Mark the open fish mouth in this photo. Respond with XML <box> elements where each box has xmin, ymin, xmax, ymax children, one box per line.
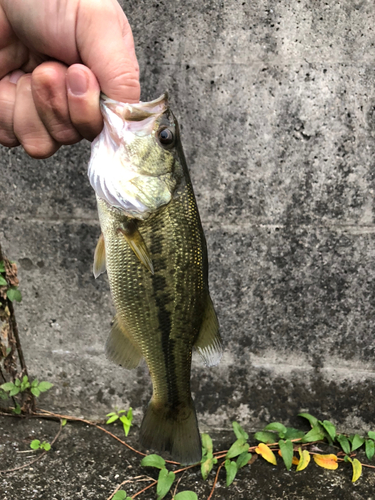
<box><xmin>88</xmin><ymin>93</ymin><xmax>176</xmax><ymax>220</ymax></box>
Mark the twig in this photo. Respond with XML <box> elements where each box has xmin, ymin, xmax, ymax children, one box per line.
<box><xmin>7</xmin><ymin>300</ymin><xmax>28</xmax><ymax>379</ymax></box>
<box><xmin>0</xmin><ymin>419</ymin><xmax>63</xmax><ymax>474</ymax></box>
<box><xmin>106</xmin><ymin>475</ymin><xmax>154</xmax><ymax>500</ymax></box>
<box><xmin>172</xmin><ymin>470</ymin><xmax>186</xmax><ymax>497</ymax></box>
<box><xmin>131</xmin><ymin>479</ymin><xmax>157</xmax><ymax>498</ymax></box>
<box><xmin>36</xmin><ymin>409</ymin><xmax>180</xmax><ymax>464</ymax></box>
<box><xmin>174</xmin><ymin>463</ymin><xmax>200</xmax><ymax>474</ymax></box>
<box><xmin>37</xmin><ymin>409</ymin><xmax>147</xmax><ymax>457</ymax></box>
<box><xmin>207</xmin><ymin>460</ymin><xmax>225</xmax><ymax>500</ymax></box>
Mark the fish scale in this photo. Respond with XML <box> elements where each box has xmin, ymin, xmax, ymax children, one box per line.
<box><xmin>90</xmin><ymin>93</ymin><xmax>222</xmax><ymax>464</ymax></box>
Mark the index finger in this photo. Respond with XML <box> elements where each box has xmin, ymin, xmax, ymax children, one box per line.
<box><xmin>0</xmin><ymin>6</ymin><xmax>28</xmax><ymax>78</ymax></box>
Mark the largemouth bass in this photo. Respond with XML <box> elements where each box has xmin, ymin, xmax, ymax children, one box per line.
<box><xmin>88</xmin><ymin>93</ymin><xmax>222</xmax><ymax>464</ymax></box>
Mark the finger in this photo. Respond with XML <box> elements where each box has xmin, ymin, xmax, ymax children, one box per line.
<box><xmin>0</xmin><ymin>6</ymin><xmax>29</xmax><ymax>78</ymax></box>
<box><xmin>66</xmin><ymin>63</ymin><xmax>102</xmax><ymax>141</ymax></box>
<box><xmin>13</xmin><ymin>74</ymin><xmax>59</xmax><ymax>158</ymax></box>
<box><xmin>76</xmin><ymin>0</ymin><xmax>140</xmax><ymax>103</ymax></box>
<box><xmin>0</xmin><ymin>76</ymin><xmax>19</xmax><ymax>147</ymax></box>
<box><xmin>31</xmin><ymin>61</ymin><xmax>82</xmax><ymax>145</ymax></box>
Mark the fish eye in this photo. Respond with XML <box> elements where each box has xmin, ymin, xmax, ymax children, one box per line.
<box><xmin>158</xmin><ymin>127</ymin><xmax>174</xmax><ymax>147</ymax></box>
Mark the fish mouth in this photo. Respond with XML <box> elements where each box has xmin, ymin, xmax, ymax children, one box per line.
<box><xmin>100</xmin><ymin>92</ymin><xmax>169</xmax><ymax>121</ymax></box>
<box><xmin>88</xmin><ymin>92</ymin><xmax>175</xmax><ymax>220</ymax></box>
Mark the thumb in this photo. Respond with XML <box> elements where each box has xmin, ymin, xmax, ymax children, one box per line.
<box><xmin>76</xmin><ymin>0</ymin><xmax>140</xmax><ymax>104</ymax></box>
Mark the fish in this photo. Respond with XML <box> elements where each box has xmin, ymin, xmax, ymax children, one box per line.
<box><xmin>88</xmin><ymin>93</ymin><xmax>222</xmax><ymax>464</ymax></box>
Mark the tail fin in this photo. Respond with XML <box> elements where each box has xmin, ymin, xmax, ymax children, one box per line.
<box><xmin>139</xmin><ymin>398</ymin><xmax>202</xmax><ymax>465</ymax></box>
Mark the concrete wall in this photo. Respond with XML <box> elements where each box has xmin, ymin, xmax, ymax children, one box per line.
<box><xmin>1</xmin><ymin>0</ymin><xmax>375</xmax><ymax>432</ymax></box>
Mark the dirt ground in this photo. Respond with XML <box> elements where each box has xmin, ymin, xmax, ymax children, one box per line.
<box><xmin>1</xmin><ymin>414</ymin><xmax>375</xmax><ymax>500</ymax></box>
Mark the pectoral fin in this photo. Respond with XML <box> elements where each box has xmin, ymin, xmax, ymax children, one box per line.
<box><xmin>106</xmin><ymin>316</ymin><xmax>143</xmax><ymax>369</ymax></box>
<box><xmin>93</xmin><ymin>233</ymin><xmax>106</xmax><ymax>278</ymax></box>
<box><xmin>118</xmin><ymin>221</ymin><xmax>154</xmax><ymax>275</ymax></box>
<box><xmin>194</xmin><ymin>295</ymin><xmax>222</xmax><ymax>367</ymax></box>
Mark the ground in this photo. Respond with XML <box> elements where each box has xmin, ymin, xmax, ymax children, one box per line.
<box><xmin>1</xmin><ymin>413</ymin><xmax>375</xmax><ymax>500</ymax></box>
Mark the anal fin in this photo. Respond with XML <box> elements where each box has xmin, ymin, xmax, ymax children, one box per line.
<box><xmin>194</xmin><ymin>295</ymin><xmax>222</xmax><ymax>367</ymax></box>
<box><xmin>93</xmin><ymin>233</ymin><xmax>106</xmax><ymax>278</ymax></box>
<box><xmin>118</xmin><ymin>221</ymin><xmax>154</xmax><ymax>275</ymax></box>
<box><xmin>106</xmin><ymin>316</ymin><xmax>143</xmax><ymax>369</ymax></box>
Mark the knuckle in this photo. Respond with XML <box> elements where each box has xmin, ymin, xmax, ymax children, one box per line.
<box><xmin>0</xmin><ymin>133</ymin><xmax>20</xmax><ymax>148</ymax></box>
<box><xmin>21</xmin><ymin>139</ymin><xmax>59</xmax><ymax>159</ymax></box>
<box><xmin>52</xmin><ymin>127</ymin><xmax>81</xmax><ymax>145</ymax></box>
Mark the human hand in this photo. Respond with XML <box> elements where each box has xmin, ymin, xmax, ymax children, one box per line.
<box><xmin>0</xmin><ymin>0</ymin><xmax>140</xmax><ymax>158</ymax></box>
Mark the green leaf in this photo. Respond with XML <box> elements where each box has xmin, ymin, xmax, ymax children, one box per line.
<box><xmin>9</xmin><ymin>387</ymin><xmax>20</xmax><ymax>396</ymax></box>
<box><xmin>301</xmin><ymin>426</ymin><xmax>325</xmax><ymax>443</ymax></box>
<box><xmin>12</xmin><ymin>404</ymin><xmax>21</xmax><ymax>414</ymax></box>
<box><xmin>351</xmin><ymin>434</ymin><xmax>365</xmax><ymax>451</ymax></box>
<box><xmin>0</xmin><ymin>275</ymin><xmax>7</xmax><ymax>286</ymax></box>
<box><xmin>0</xmin><ymin>261</ymin><xmax>5</xmax><ymax>272</ymax></box>
<box><xmin>30</xmin><ymin>439</ymin><xmax>41</xmax><ymax>450</ymax></box>
<box><xmin>106</xmin><ymin>412</ymin><xmax>116</xmax><ymax>417</ymax></box>
<box><xmin>21</xmin><ymin>380</ymin><xmax>30</xmax><ymax>391</ymax></box>
<box><xmin>0</xmin><ymin>391</ymin><xmax>8</xmax><ymax>401</ymax></box>
<box><xmin>126</xmin><ymin>407</ymin><xmax>133</xmax><ymax>422</ymax></box>
<box><xmin>31</xmin><ymin>387</ymin><xmax>41</xmax><ymax>397</ymax></box>
<box><xmin>141</xmin><ymin>454</ymin><xmax>166</xmax><ymax>469</ymax></box>
<box><xmin>283</xmin><ymin>427</ymin><xmax>306</xmax><ymax>440</ymax></box>
<box><xmin>41</xmin><ymin>442</ymin><xmax>51</xmax><ymax>451</ymax></box>
<box><xmin>264</xmin><ymin>422</ymin><xmax>287</xmax><ymax>436</ymax></box>
<box><xmin>254</xmin><ymin>431</ymin><xmax>277</xmax><ymax>444</ymax></box>
<box><xmin>232</xmin><ymin>421</ymin><xmax>249</xmax><ymax>441</ymax></box>
<box><xmin>202</xmin><ymin>433</ymin><xmax>213</xmax><ymax>457</ymax></box>
<box><xmin>226</xmin><ymin>438</ymin><xmax>249</xmax><ymax>459</ymax></box>
<box><xmin>236</xmin><ymin>452</ymin><xmax>252</xmax><ymax>469</ymax></box>
<box><xmin>279</xmin><ymin>439</ymin><xmax>293</xmax><ymax>470</ymax></box>
<box><xmin>320</xmin><ymin>420</ymin><xmax>336</xmax><ymax>442</ymax></box>
<box><xmin>15</xmin><ymin>378</ymin><xmax>21</xmax><ymax>387</ymax></box>
<box><xmin>123</xmin><ymin>422</ymin><xmax>131</xmax><ymax>436</ymax></box>
<box><xmin>365</xmin><ymin>439</ymin><xmax>375</xmax><ymax>461</ymax></box>
<box><xmin>368</xmin><ymin>431</ymin><xmax>375</xmax><ymax>440</ymax></box>
<box><xmin>106</xmin><ymin>415</ymin><xmax>119</xmax><ymax>424</ymax></box>
<box><xmin>7</xmin><ymin>288</ymin><xmax>22</xmax><ymax>302</ymax></box>
<box><xmin>298</xmin><ymin>413</ymin><xmax>319</xmax><ymax>428</ymax></box>
<box><xmin>337</xmin><ymin>434</ymin><xmax>351</xmax><ymax>455</ymax></box>
<box><xmin>0</xmin><ymin>390</ymin><xmax>8</xmax><ymax>400</ymax></box>
<box><xmin>61</xmin><ymin>419</ymin><xmax>67</xmax><ymax>427</ymax></box>
<box><xmin>31</xmin><ymin>379</ymin><xmax>39</xmax><ymax>388</ymax></box>
<box><xmin>113</xmin><ymin>491</ymin><xmax>127</xmax><ymax>500</ymax></box>
<box><xmin>37</xmin><ymin>381</ymin><xmax>53</xmax><ymax>392</ymax></box>
<box><xmin>156</xmin><ymin>468</ymin><xmax>175</xmax><ymax>500</ymax></box>
<box><xmin>0</xmin><ymin>382</ymin><xmax>15</xmax><ymax>392</ymax></box>
<box><xmin>120</xmin><ymin>415</ymin><xmax>132</xmax><ymax>436</ymax></box>
<box><xmin>174</xmin><ymin>492</ymin><xmax>198</xmax><ymax>500</ymax></box>
<box><xmin>201</xmin><ymin>457</ymin><xmax>214</xmax><ymax>480</ymax></box>
<box><xmin>225</xmin><ymin>459</ymin><xmax>237</xmax><ymax>487</ymax></box>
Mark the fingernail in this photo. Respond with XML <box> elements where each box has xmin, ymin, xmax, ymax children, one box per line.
<box><xmin>9</xmin><ymin>70</ymin><xmax>25</xmax><ymax>84</ymax></box>
<box><xmin>67</xmin><ymin>70</ymin><xmax>88</xmax><ymax>96</ymax></box>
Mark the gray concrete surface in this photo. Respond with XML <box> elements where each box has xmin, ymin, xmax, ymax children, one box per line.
<box><xmin>1</xmin><ymin>0</ymin><xmax>375</xmax><ymax>456</ymax></box>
